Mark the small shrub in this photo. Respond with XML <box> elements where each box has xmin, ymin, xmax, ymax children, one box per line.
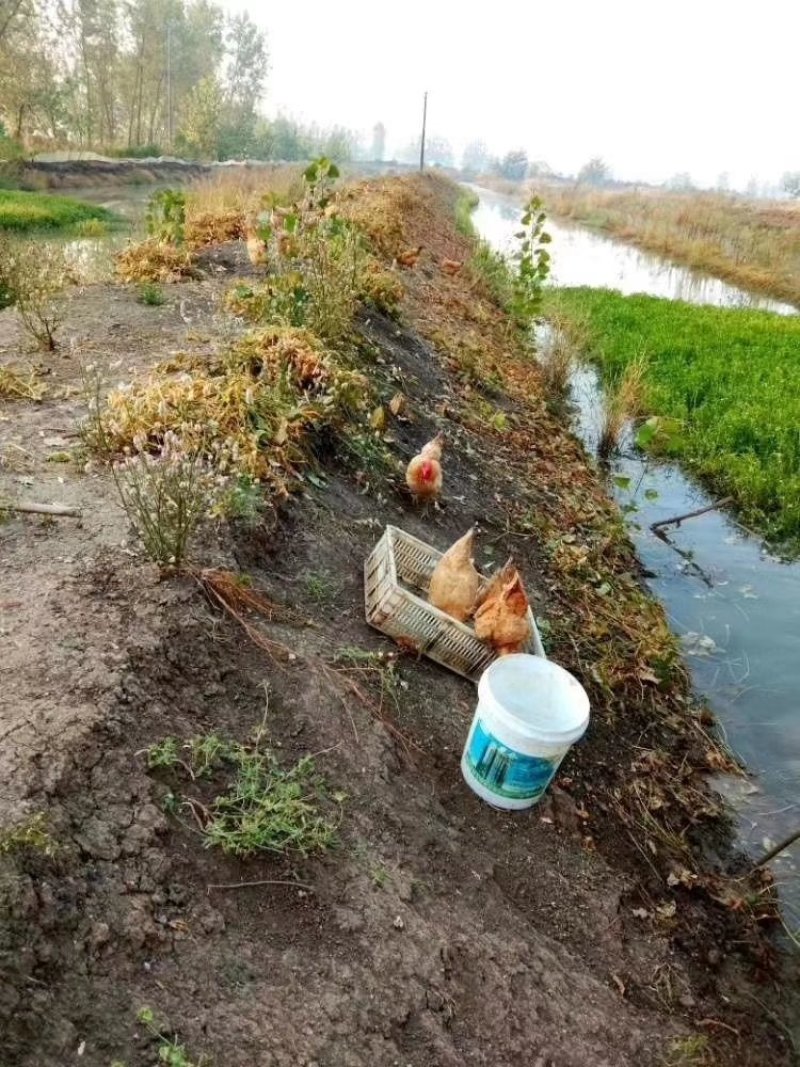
<box><xmin>138</xmin><ymin>281</ymin><xmax>166</xmax><ymax>306</ymax></box>
<box><xmin>145</xmin><ymin>188</ymin><xmax>186</xmax><ymax>244</ymax></box>
<box><xmin>112</xmin><ymin>431</ymin><xmax>226</xmax><ymax>570</ymax></box>
<box><xmin>0</xmin><ymin>238</ymin><xmax>70</xmax><ymax>350</ymax></box>
<box><xmin>538</xmin><ymin>325</ymin><xmax>574</xmax><ymax>398</ymax></box>
<box><xmin>232</xmin><ymin>158</ymin><xmax>370</xmax><ymax>344</ymax></box>
<box><xmin>116</xmin><ymin>238</ymin><xmax>196</xmax><ymax>283</ymax></box>
<box><xmin>598</xmin><ymin>353</ymin><xmax>648</xmax><ymax>458</ymax></box>
<box><xmin>510</xmin><ymin>196</ymin><xmax>552</xmax><ymax>325</ymax></box>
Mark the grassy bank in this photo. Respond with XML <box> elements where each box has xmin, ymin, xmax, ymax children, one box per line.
<box><xmin>0</xmin><ymin>189</ymin><xmax>114</xmax><ymax>232</ymax></box>
<box><xmin>537</xmin><ymin>186</ymin><xmax>800</xmax><ymax>308</ymax></box>
<box><xmin>552</xmin><ymin>286</ymin><xmax>800</xmax><ymax>548</ymax></box>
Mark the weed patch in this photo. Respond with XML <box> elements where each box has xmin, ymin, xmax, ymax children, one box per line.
<box><xmin>146</xmin><ymin>725</ymin><xmax>338</xmax><ymax>858</ymax></box>
<box><xmin>0</xmin><ymin>364</ymin><xmax>46</xmax><ymax>400</ymax></box>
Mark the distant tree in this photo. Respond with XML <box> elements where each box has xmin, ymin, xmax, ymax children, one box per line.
<box><xmin>401</xmin><ymin>133</ymin><xmax>453</xmax><ymax>168</ymax></box>
<box><xmin>666</xmin><ymin>172</ymin><xmax>695</xmax><ymax>192</ymax></box>
<box><xmin>177</xmin><ymin>75</ymin><xmax>224</xmax><ymax>159</ymax></box>
<box><xmin>716</xmin><ymin>171</ymin><xmax>730</xmax><ymax>192</ymax></box>
<box><xmin>370</xmin><ymin>121</ymin><xmax>386</xmax><ymax>161</ymax></box>
<box><xmin>577</xmin><ymin>157</ymin><xmax>611</xmax><ymax>186</ymax></box>
<box><xmin>424</xmin><ymin>134</ymin><xmax>453</xmax><ymax>167</ymax></box>
<box><xmin>461</xmin><ymin>139</ymin><xmax>489</xmax><ymax>175</ymax></box>
<box><xmin>527</xmin><ymin>159</ymin><xmax>553</xmax><ymax>178</ymax></box>
<box><xmin>499</xmin><ymin>148</ymin><xmax>528</xmax><ymax>181</ymax></box>
<box><xmin>321</xmin><ymin>125</ymin><xmax>356</xmax><ymax>163</ymax></box>
<box><xmin>782</xmin><ymin>171</ymin><xmax>800</xmax><ymax>199</ymax></box>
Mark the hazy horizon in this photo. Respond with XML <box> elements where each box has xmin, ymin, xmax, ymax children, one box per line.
<box><xmin>215</xmin><ymin>0</ymin><xmax>799</xmax><ymax>190</ymax></box>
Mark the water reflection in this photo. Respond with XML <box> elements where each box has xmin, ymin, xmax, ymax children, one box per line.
<box><xmin>472</xmin><ymin>187</ymin><xmax>796</xmax><ymax>316</ymax></box>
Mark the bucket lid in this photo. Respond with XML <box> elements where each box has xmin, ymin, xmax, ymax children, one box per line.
<box><xmin>478</xmin><ymin>654</ymin><xmax>590</xmax><ymax>746</ymax></box>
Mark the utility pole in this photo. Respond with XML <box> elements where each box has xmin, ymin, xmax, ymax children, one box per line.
<box><xmin>419</xmin><ymin>90</ymin><xmax>428</xmax><ymax>173</ymax></box>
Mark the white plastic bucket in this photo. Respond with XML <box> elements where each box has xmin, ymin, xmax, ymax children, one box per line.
<box><xmin>461</xmin><ymin>654</ymin><xmax>590</xmax><ymax>810</ymax></box>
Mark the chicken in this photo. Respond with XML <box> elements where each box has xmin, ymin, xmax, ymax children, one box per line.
<box><xmin>473</xmin><ymin>568</ymin><xmax>532</xmax><ymax>656</ymax></box>
<box><xmin>441</xmin><ymin>258</ymin><xmax>463</xmax><ymax>276</ymax></box>
<box><xmin>428</xmin><ymin>528</ymin><xmax>481</xmax><ymax>623</ymax></box>
<box><xmin>405</xmin><ymin>432</ymin><xmax>444</xmax><ymax>504</ymax></box>
<box><xmin>395</xmin><ymin>245</ymin><xmax>423</xmax><ymax>269</ymax></box>
<box><xmin>245</xmin><ymin>227</ymin><xmax>268</xmax><ymax>269</ymax></box>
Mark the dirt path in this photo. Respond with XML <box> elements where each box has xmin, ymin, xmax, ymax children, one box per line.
<box><xmin>0</xmin><ymin>184</ymin><xmax>796</xmax><ymax>1066</ymax></box>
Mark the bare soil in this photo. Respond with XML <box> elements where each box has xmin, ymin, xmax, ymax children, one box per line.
<box><xmin>0</xmin><ymin>198</ymin><xmax>797</xmax><ymax>1066</ymax></box>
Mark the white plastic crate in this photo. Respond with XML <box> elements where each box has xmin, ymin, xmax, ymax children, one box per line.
<box><xmin>364</xmin><ymin>525</ymin><xmax>545</xmax><ymax>683</ymax></box>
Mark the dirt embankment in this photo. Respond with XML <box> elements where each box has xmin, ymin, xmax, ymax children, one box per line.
<box><xmin>0</xmin><ymin>175</ymin><xmax>797</xmax><ymax>1066</ymax></box>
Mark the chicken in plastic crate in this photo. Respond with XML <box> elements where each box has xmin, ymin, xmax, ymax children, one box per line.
<box><xmin>364</xmin><ymin>525</ymin><xmax>545</xmax><ymax>683</ymax></box>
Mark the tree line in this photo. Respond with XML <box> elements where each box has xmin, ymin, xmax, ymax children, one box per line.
<box><xmin>0</xmin><ymin>0</ymin><xmax>359</xmax><ymax>162</ymax></box>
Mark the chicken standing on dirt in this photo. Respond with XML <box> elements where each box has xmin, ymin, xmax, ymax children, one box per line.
<box><xmin>245</xmin><ymin>226</ymin><xmax>267</xmax><ymax>269</ymax></box>
<box><xmin>474</xmin><ymin>568</ymin><xmax>532</xmax><ymax>656</ymax></box>
<box><xmin>395</xmin><ymin>245</ymin><xmax>423</xmax><ymax>269</ymax></box>
<box><xmin>428</xmin><ymin>528</ymin><xmax>481</xmax><ymax>623</ymax></box>
<box><xmin>405</xmin><ymin>432</ymin><xmax>444</xmax><ymax>506</ymax></box>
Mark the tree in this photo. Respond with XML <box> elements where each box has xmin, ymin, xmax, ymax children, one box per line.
<box><xmin>499</xmin><ymin>148</ymin><xmax>528</xmax><ymax>181</ymax></box>
<box><xmin>461</xmin><ymin>139</ymin><xmax>489</xmax><ymax>175</ymax></box>
<box><xmin>177</xmin><ymin>74</ymin><xmax>223</xmax><ymax>158</ymax></box>
<box><xmin>224</xmin><ymin>11</ymin><xmax>266</xmax><ymax>113</ymax></box>
<box><xmin>370</xmin><ymin>121</ymin><xmax>385</xmax><ymax>161</ymax></box>
<box><xmin>577</xmin><ymin>157</ymin><xmax>611</xmax><ymax>186</ymax></box>
<box><xmin>782</xmin><ymin>172</ymin><xmax>800</xmax><ymax>199</ymax></box>
<box><xmin>666</xmin><ymin>172</ymin><xmax>694</xmax><ymax>192</ymax></box>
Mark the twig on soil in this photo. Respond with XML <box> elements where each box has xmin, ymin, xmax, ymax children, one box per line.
<box><xmin>651</xmin><ymin>497</ymin><xmax>733</xmax><ymax>532</ymax></box>
<box><xmin>0</xmin><ymin>500</ymin><xmax>82</xmax><ymax>517</ymax></box>
<box><xmin>752</xmin><ymin>827</ymin><xmax>800</xmax><ymax>869</ymax></box>
<box><xmin>207</xmin><ymin>878</ymin><xmax>313</xmax><ymax>893</ymax></box>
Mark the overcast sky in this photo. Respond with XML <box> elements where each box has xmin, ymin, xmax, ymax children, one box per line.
<box><xmin>218</xmin><ymin>0</ymin><xmax>798</xmax><ymax>188</ymax></box>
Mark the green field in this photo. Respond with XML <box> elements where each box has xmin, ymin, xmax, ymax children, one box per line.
<box><xmin>551</xmin><ymin>287</ymin><xmax>800</xmax><ymax>549</ymax></box>
<box><xmin>0</xmin><ymin>190</ymin><xmax>114</xmax><ymax>232</ymax></box>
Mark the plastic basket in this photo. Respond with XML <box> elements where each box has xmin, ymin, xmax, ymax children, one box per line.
<box><xmin>364</xmin><ymin>525</ymin><xmax>545</xmax><ymax>683</ymax></box>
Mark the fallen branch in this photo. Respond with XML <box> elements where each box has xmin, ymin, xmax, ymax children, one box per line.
<box><xmin>207</xmin><ymin>878</ymin><xmax>313</xmax><ymax>893</ymax></box>
<box><xmin>752</xmin><ymin>827</ymin><xmax>800</xmax><ymax>870</ymax></box>
<box><xmin>0</xmin><ymin>500</ymin><xmax>82</xmax><ymax>518</ymax></box>
<box><xmin>651</xmin><ymin>497</ymin><xmax>732</xmax><ymax>533</ymax></box>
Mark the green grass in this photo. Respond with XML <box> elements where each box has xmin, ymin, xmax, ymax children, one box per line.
<box><xmin>551</xmin><ymin>287</ymin><xmax>800</xmax><ymax>549</ymax></box>
<box><xmin>0</xmin><ymin>190</ymin><xmax>114</xmax><ymax>232</ymax></box>
<box><xmin>454</xmin><ymin>188</ymin><xmax>479</xmax><ymax>237</ymax></box>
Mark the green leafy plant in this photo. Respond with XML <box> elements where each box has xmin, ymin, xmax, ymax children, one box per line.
<box><xmin>146</xmin><ymin>189</ymin><xmax>186</xmax><ymax>245</ymax></box>
<box><xmin>0</xmin><ymin>812</ymin><xmax>57</xmax><ymax>857</ymax></box>
<box><xmin>145</xmin><ymin>727</ymin><xmax>338</xmax><ymax>858</ymax></box>
<box><xmin>136</xmin><ymin>1007</ymin><xmax>207</xmax><ymax>1067</ymax></box>
<box><xmin>511</xmin><ymin>196</ymin><xmax>552</xmax><ymax>324</ymax></box>
<box><xmin>138</xmin><ymin>281</ymin><xmax>166</xmax><ymax>306</ymax></box>
<box><xmin>231</xmin><ymin>158</ymin><xmax>365</xmax><ymax>345</ymax></box>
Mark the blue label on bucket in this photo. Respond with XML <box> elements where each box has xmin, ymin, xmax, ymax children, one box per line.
<box><xmin>466</xmin><ymin>719</ymin><xmax>560</xmax><ymax>801</ymax></box>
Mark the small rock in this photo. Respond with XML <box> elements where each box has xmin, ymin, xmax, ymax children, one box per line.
<box><xmin>393</xmin><ymin>915</ymin><xmax>405</xmax><ymax>930</ymax></box>
<box><xmin>87</xmin><ymin>921</ymin><xmax>110</xmax><ymax>952</ymax></box>
<box><xmin>679</xmin><ymin>993</ymin><xmax>696</xmax><ymax>1009</ymax></box>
